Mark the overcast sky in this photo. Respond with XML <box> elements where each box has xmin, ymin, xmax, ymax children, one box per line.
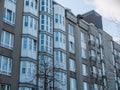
<box><xmin>55</xmin><ymin>0</ymin><xmax>120</xmax><ymax>41</ymax></box>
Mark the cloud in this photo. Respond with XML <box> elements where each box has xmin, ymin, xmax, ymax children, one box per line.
<box><xmin>93</xmin><ymin>0</ymin><xmax>120</xmax><ymax>23</ymax></box>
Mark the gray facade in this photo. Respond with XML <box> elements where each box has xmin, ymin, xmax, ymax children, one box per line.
<box><xmin>0</xmin><ymin>0</ymin><xmax>120</xmax><ymax>90</ymax></box>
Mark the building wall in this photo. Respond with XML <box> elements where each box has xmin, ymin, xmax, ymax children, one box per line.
<box><xmin>0</xmin><ymin>0</ymin><xmax>120</xmax><ymax>90</ymax></box>
<box><xmin>0</xmin><ymin>0</ymin><xmax>23</xmax><ymax>90</ymax></box>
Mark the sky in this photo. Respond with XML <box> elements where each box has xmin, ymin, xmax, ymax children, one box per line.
<box><xmin>55</xmin><ymin>0</ymin><xmax>120</xmax><ymax>42</ymax></box>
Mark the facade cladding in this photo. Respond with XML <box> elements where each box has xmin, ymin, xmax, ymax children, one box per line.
<box><xmin>0</xmin><ymin>0</ymin><xmax>120</xmax><ymax>90</ymax></box>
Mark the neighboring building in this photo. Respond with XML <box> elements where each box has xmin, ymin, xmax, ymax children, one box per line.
<box><xmin>82</xmin><ymin>10</ymin><xmax>103</xmax><ymax>30</ymax></box>
<box><xmin>0</xmin><ymin>0</ymin><xmax>120</xmax><ymax>90</ymax></box>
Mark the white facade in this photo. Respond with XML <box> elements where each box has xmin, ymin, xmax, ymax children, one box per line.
<box><xmin>54</xmin><ymin>4</ymin><xmax>65</xmax><ymax>31</ymax></box>
<box><xmin>24</xmin><ymin>0</ymin><xmax>38</xmax><ymax>16</ymax></box>
<box><xmin>54</xmin><ymin>32</ymin><xmax>66</xmax><ymax>50</ymax></box>
<box><xmin>20</xmin><ymin>61</ymin><xmax>36</xmax><ymax>84</ymax></box>
<box><xmin>54</xmin><ymin>51</ymin><xmax>66</xmax><ymax>70</ymax></box>
<box><xmin>22</xmin><ymin>16</ymin><xmax>38</xmax><ymax>37</ymax></box>
<box><xmin>55</xmin><ymin>72</ymin><xmax>67</xmax><ymax>90</ymax></box>
<box><xmin>21</xmin><ymin>37</ymin><xmax>37</xmax><ymax>60</ymax></box>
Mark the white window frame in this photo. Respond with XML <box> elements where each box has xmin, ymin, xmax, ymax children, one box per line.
<box><xmin>0</xmin><ymin>30</ymin><xmax>14</xmax><ymax>49</ymax></box>
<box><xmin>0</xmin><ymin>55</ymin><xmax>12</xmax><ymax>76</ymax></box>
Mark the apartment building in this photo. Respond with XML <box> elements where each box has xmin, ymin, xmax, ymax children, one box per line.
<box><xmin>0</xmin><ymin>0</ymin><xmax>120</xmax><ymax>90</ymax></box>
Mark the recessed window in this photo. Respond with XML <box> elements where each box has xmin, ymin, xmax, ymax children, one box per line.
<box><xmin>3</xmin><ymin>8</ymin><xmax>15</xmax><ymax>25</ymax></box>
<box><xmin>0</xmin><ymin>84</ymin><xmax>10</xmax><ymax>90</ymax></box>
<box><xmin>93</xmin><ymin>83</ymin><xmax>98</xmax><ymax>90</ymax></box>
<box><xmin>89</xmin><ymin>34</ymin><xmax>94</xmax><ymax>41</ymax></box>
<box><xmin>69</xmin><ymin>41</ymin><xmax>75</xmax><ymax>53</ymax></box>
<box><xmin>82</xmin><ymin>64</ymin><xmax>88</xmax><ymax>76</ymax></box>
<box><xmin>91</xmin><ymin>66</ymin><xmax>97</xmax><ymax>74</ymax></box>
<box><xmin>70</xmin><ymin>78</ymin><xmax>77</xmax><ymax>90</ymax></box>
<box><xmin>81</xmin><ymin>32</ymin><xmax>87</xmax><ymax>59</ymax></box>
<box><xmin>68</xmin><ymin>24</ymin><xmax>74</xmax><ymax>36</ymax></box>
<box><xmin>0</xmin><ymin>30</ymin><xmax>14</xmax><ymax>49</ymax></box>
<box><xmin>69</xmin><ymin>59</ymin><xmax>76</xmax><ymax>72</ymax></box>
<box><xmin>90</xmin><ymin>49</ymin><xmax>95</xmax><ymax>57</ymax></box>
<box><xmin>0</xmin><ymin>55</ymin><xmax>12</xmax><ymax>76</ymax></box>
<box><xmin>83</xmin><ymin>82</ymin><xmax>89</xmax><ymax>90</ymax></box>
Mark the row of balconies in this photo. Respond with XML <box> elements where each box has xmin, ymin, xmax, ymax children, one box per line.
<box><xmin>89</xmin><ymin>56</ymin><xmax>104</xmax><ymax>63</ymax></box>
<box><xmin>90</xmin><ymin>73</ymin><xmax>106</xmax><ymax>81</ymax></box>
<box><xmin>89</xmin><ymin>40</ymin><xmax>103</xmax><ymax>48</ymax></box>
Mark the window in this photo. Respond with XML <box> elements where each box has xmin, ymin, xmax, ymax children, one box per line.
<box><xmin>82</xmin><ymin>48</ymin><xmax>86</xmax><ymax>59</ymax></box>
<box><xmin>69</xmin><ymin>41</ymin><xmax>75</xmax><ymax>53</ymax></box>
<box><xmin>0</xmin><ymin>55</ymin><xmax>12</xmax><ymax>76</ymax></box>
<box><xmin>70</xmin><ymin>78</ymin><xmax>77</xmax><ymax>90</ymax></box>
<box><xmin>91</xmin><ymin>66</ymin><xmax>97</xmax><ymax>74</ymax></box>
<box><xmin>26</xmin><ymin>0</ymin><xmax>29</xmax><ymax>6</ymax></box>
<box><xmin>90</xmin><ymin>50</ymin><xmax>95</xmax><ymax>57</ymax></box>
<box><xmin>40</xmin><ymin>15</ymin><xmax>53</xmax><ymax>33</ymax></box>
<box><xmin>102</xmin><ymin>63</ymin><xmax>105</xmax><ymax>75</ymax></box>
<box><xmin>55</xmin><ymin>14</ymin><xmax>58</xmax><ymax>23</ymax></box>
<box><xmin>40</xmin><ymin>0</ymin><xmax>52</xmax><ymax>14</ymax></box>
<box><xmin>30</xmin><ymin>17</ymin><xmax>33</xmax><ymax>28</ymax></box>
<box><xmin>24</xmin><ymin>16</ymin><xmax>28</xmax><ymax>26</ymax></box>
<box><xmin>23</xmin><ymin>38</ymin><xmax>27</xmax><ymax>49</ymax></box>
<box><xmin>54</xmin><ymin>32</ymin><xmax>66</xmax><ymax>50</ymax></box>
<box><xmin>60</xmin><ymin>15</ymin><xmax>62</xmax><ymax>24</ymax></box>
<box><xmin>111</xmin><ymin>41</ymin><xmax>113</xmax><ymax>52</ymax></box>
<box><xmin>39</xmin><ymin>55</ymin><xmax>53</xmax><ymax>75</ymax></box>
<box><xmin>7</xmin><ymin>9</ymin><xmax>12</xmax><ymax>21</ymax></box>
<box><xmin>8</xmin><ymin>0</ymin><xmax>16</xmax><ymax>3</ymax></box>
<box><xmin>81</xmin><ymin>32</ymin><xmax>87</xmax><ymax>58</ymax></box>
<box><xmin>0</xmin><ymin>30</ymin><xmax>14</xmax><ymax>49</ymax></box>
<box><xmin>34</xmin><ymin>19</ymin><xmax>38</xmax><ymax>30</ymax></box>
<box><xmin>89</xmin><ymin>34</ymin><xmax>94</xmax><ymax>41</ymax></box>
<box><xmin>20</xmin><ymin>61</ymin><xmax>36</xmax><ymax>84</ymax></box>
<box><xmin>19</xmin><ymin>87</ymin><xmax>33</xmax><ymax>90</ymax></box>
<box><xmin>82</xmin><ymin>64</ymin><xmax>88</xmax><ymax>76</ymax></box>
<box><xmin>0</xmin><ymin>84</ymin><xmax>10</xmax><ymax>90</ymax></box>
<box><xmin>33</xmin><ymin>40</ymin><xmax>37</xmax><ymax>51</ymax></box>
<box><xmin>83</xmin><ymin>82</ymin><xmax>89</xmax><ymax>90</ymax></box>
<box><xmin>24</xmin><ymin>16</ymin><xmax>38</xmax><ymax>30</ymax></box>
<box><xmin>100</xmin><ymin>48</ymin><xmax>104</xmax><ymax>59</ymax></box>
<box><xmin>98</xmin><ymin>69</ymin><xmax>102</xmax><ymax>77</ymax></box>
<box><xmin>54</xmin><ymin>51</ymin><xmax>66</xmax><ymax>70</ymax></box>
<box><xmin>69</xmin><ymin>59</ymin><xmax>76</xmax><ymax>72</ymax></box>
<box><xmin>35</xmin><ymin>0</ymin><xmax>37</xmax><ymax>9</ymax></box>
<box><xmin>22</xmin><ymin>37</ymin><xmax>37</xmax><ymax>51</ymax></box>
<box><xmin>68</xmin><ymin>24</ymin><xmax>74</xmax><ymax>36</ymax></box>
<box><xmin>99</xmin><ymin>33</ymin><xmax>102</xmax><ymax>45</ymax></box>
<box><xmin>96</xmin><ymin>38</ymin><xmax>99</xmax><ymax>45</ymax></box>
<box><xmin>93</xmin><ymin>84</ymin><xmax>98</xmax><ymax>90</ymax></box>
<box><xmin>40</xmin><ymin>34</ymin><xmax>53</xmax><ymax>54</ymax></box>
<box><xmin>31</xmin><ymin>2</ymin><xmax>33</xmax><ymax>7</ymax></box>
<box><xmin>3</xmin><ymin>8</ymin><xmax>15</xmax><ymax>25</ymax></box>
<box><xmin>55</xmin><ymin>32</ymin><xmax>58</xmax><ymax>41</ymax></box>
